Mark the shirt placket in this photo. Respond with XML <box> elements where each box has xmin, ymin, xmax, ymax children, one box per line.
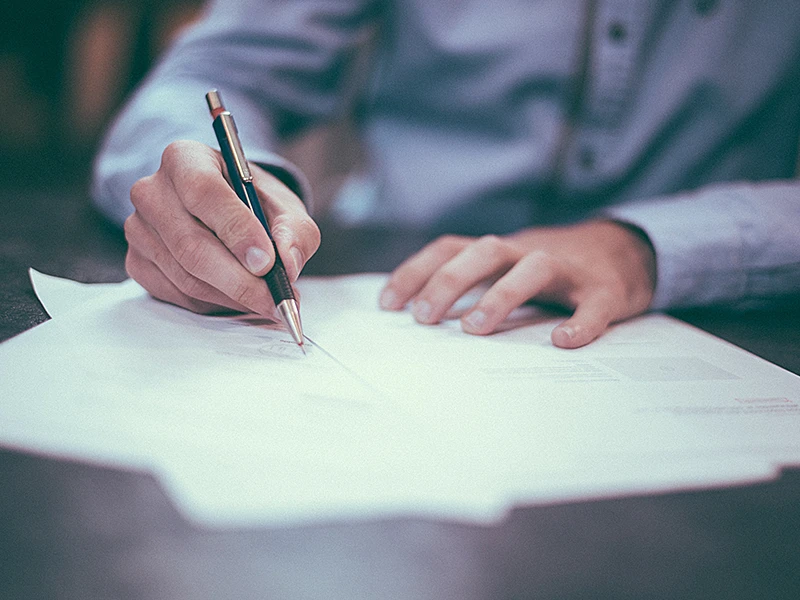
<box><xmin>563</xmin><ymin>0</ymin><xmax>647</xmax><ymax>191</ymax></box>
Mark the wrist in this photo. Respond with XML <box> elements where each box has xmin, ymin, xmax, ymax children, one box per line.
<box><xmin>602</xmin><ymin>219</ymin><xmax>657</xmax><ymax>309</ymax></box>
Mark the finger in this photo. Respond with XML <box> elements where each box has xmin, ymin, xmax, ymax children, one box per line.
<box><xmin>126</xmin><ymin>247</ymin><xmax>233</xmax><ymax>315</ymax></box>
<box><xmin>409</xmin><ymin>235</ymin><xmax>516</xmax><ymax>325</ymax></box>
<box><xmin>550</xmin><ymin>292</ymin><xmax>618</xmax><ymax>349</ymax></box>
<box><xmin>125</xmin><ymin>212</ymin><xmax>250</xmax><ymax>313</ymax></box>
<box><xmin>461</xmin><ymin>250</ymin><xmax>567</xmax><ymax>335</ymax></box>
<box><xmin>159</xmin><ymin>141</ymin><xmax>278</xmax><ymax>277</ymax></box>
<box><xmin>132</xmin><ymin>160</ymin><xmax>275</xmax><ymax>316</ymax></box>
<box><xmin>379</xmin><ymin>235</ymin><xmax>470</xmax><ymax>311</ymax></box>
<box><xmin>254</xmin><ymin>167</ymin><xmax>321</xmax><ymax>282</ymax></box>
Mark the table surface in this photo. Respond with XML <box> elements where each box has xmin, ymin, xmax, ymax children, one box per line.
<box><xmin>1</xmin><ymin>185</ymin><xmax>799</xmax><ymax>600</ymax></box>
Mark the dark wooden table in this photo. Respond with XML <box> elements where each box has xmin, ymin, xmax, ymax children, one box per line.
<box><xmin>2</xmin><ymin>185</ymin><xmax>799</xmax><ymax>600</ymax></box>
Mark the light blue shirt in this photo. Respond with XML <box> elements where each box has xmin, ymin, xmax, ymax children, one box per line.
<box><xmin>92</xmin><ymin>0</ymin><xmax>800</xmax><ymax>311</ymax></box>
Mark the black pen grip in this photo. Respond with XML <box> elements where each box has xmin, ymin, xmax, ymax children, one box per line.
<box><xmin>264</xmin><ymin>248</ymin><xmax>295</xmax><ymax>301</ymax></box>
<box><xmin>242</xmin><ymin>179</ymin><xmax>297</xmax><ymax>303</ymax></box>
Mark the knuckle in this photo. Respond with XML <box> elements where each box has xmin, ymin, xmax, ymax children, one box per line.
<box><xmin>272</xmin><ymin>212</ymin><xmax>321</xmax><ymax>250</ymax></box>
<box><xmin>491</xmin><ymin>283</ymin><xmax>520</xmax><ymax>307</ymax></box>
<box><xmin>385</xmin><ymin>266</ymin><xmax>414</xmax><ymax>290</ymax></box>
<box><xmin>122</xmin><ymin>214</ymin><xmax>136</xmax><ymax>242</ymax></box>
<box><xmin>477</xmin><ymin>234</ymin><xmax>504</xmax><ymax>253</ymax></box>
<box><xmin>435</xmin><ymin>235</ymin><xmax>466</xmax><ymax>254</ymax></box>
<box><xmin>160</xmin><ymin>140</ymin><xmax>194</xmax><ymax>170</ymax></box>
<box><xmin>432</xmin><ymin>265</ymin><xmax>462</xmax><ymax>290</ymax></box>
<box><xmin>174</xmin><ymin>233</ymin><xmax>211</xmax><ymax>276</ymax></box>
<box><xmin>526</xmin><ymin>249</ymin><xmax>551</xmax><ymax>265</ymax></box>
<box><xmin>478</xmin><ymin>234</ymin><xmax>515</xmax><ymax>262</ymax></box>
<box><xmin>526</xmin><ymin>250</ymin><xmax>556</xmax><ymax>275</ymax></box>
<box><xmin>123</xmin><ymin>213</ymin><xmax>149</xmax><ymax>250</ymax></box>
<box><xmin>129</xmin><ymin>176</ymin><xmax>155</xmax><ymax>210</ymax></box>
<box><xmin>298</xmin><ymin>217</ymin><xmax>321</xmax><ymax>252</ymax></box>
<box><xmin>215</xmin><ymin>209</ymin><xmax>254</xmax><ymax>245</ymax></box>
<box><xmin>386</xmin><ymin>265</ymin><xmax>426</xmax><ymax>296</ymax></box>
<box><xmin>175</xmin><ymin>271</ymin><xmax>205</xmax><ymax>298</ymax></box>
<box><xmin>124</xmin><ymin>250</ymin><xmax>142</xmax><ymax>281</ymax></box>
<box><xmin>181</xmin><ymin>170</ymin><xmax>221</xmax><ymax>213</ymax></box>
<box><xmin>150</xmin><ymin>240</ymin><xmax>173</xmax><ymax>272</ymax></box>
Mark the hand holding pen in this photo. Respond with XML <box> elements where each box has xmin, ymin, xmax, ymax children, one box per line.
<box><xmin>122</xmin><ymin>103</ymin><xmax>320</xmax><ymax>341</ymax></box>
<box><xmin>206</xmin><ymin>89</ymin><xmax>305</xmax><ymax>350</ymax></box>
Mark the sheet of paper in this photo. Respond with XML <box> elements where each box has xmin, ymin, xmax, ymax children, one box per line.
<box><xmin>30</xmin><ymin>270</ymin><xmax>133</xmax><ymax>318</ymax></box>
<box><xmin>300</xmin><ymin>276</ymin><xmax>800</xmax><ymax>465</ymax></box>
<box><xmin>1</xmin><ymin>270</ymin><xmax>798</xmax><ymax>528</ymax></box>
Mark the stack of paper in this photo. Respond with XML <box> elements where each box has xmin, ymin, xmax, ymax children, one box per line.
<box><xmin>0</xmin><ymin>270</ymin><xmax>797</xmax><ymax>528</ymax></box>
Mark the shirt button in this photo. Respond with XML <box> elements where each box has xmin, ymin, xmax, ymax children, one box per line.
<box><xmin>694</xmin><ymin>0</ymin><xmax>718</xmax><ymax>16</ymax></box>
<box><xmin>608</xmin><ymin>21</ymin><xmax>627</xmax><ymax>43</ymax></box>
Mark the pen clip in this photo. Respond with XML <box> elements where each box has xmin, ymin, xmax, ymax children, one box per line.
<box><xmin>218</xmin><ymin>113</ymin><xmax>253</xmax><ymax>183</ymax></box>
<box><xmin>206</xmin><ymin>89</ymin><xmax>253</xmax><ymax>183</ymax></box>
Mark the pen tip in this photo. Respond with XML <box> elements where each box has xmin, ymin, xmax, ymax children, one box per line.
<box><xmin>277</xmin><ymin>299</ymin><xmax>305</xmax><ymax>355</ymax></box>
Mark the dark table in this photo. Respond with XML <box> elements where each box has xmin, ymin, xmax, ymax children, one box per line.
<box><xmin>2</xmin><ymin>186</ymin><xmax>799</xmax><ymax>600</ymax></box>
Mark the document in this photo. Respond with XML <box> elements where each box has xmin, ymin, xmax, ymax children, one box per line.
<box><xmin>0</xmin><ymin>270</ymin><xmax>798</xmax><ymax>528</ymax></box>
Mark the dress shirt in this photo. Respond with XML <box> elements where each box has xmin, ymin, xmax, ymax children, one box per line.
<box><xmin>92</xmin><ymin>0</ymin><xmax>800</xmax><ymax>310</ymax></box>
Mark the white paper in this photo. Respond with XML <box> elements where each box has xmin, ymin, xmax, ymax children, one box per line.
<box><xmin>31</xmin><ymin>270</ymin><xmax>134</xmax><ymax>318</ymax></box>
<box><xmin>0</xmin><ymin>270</ymin><xmax>798</xmax><ymax>528</ymax></box>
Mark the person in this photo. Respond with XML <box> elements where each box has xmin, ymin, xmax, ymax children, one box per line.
<box><xmin>92</xmin><ymin>0</ymin><xmax>800</xmax><ymax>348</ymax></box>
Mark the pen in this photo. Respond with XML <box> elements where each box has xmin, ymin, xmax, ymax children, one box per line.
<box><xmin>206</xmin><ymin>89</ymin><xmax>305</xmax><ymax>353</ymax></box>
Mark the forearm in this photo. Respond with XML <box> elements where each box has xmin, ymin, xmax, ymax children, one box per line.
<box><xmin>91</xmin><ymin>0</ymin><xmax>377</xmax><ymax>225</ymax></box>
<box><xmin>91</xmin><ymin>77</ymin><xmax>305</xmax><ymax>226</ymax></box>
<box><xmin>606</xmin><ymin>179</ymin><xmax>800</xmax><ymax>310</ymax></box>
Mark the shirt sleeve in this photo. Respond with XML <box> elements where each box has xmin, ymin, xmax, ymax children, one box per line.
<box><xmin>605</xmin><ymin>180</ymin><xmax>800</xmax><ymax>311</ymax></box>
<box><xmin>91</xmin><ymin>0</ymin><xmax>379</xmax><ymax>226</ymax></box>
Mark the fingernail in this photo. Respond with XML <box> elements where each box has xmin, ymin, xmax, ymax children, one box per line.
<box><xmin>412</xmin><ymin>300</ymin><xmax>432</xmax><ymax>323</ymax></box>
<box><xmin>245</xmin><ymin>246</ymin><xmax>270</xmax><ymax>274</ymax></box>
<box><xmin>463</xmin><ymin>310</ymin><xmax>486</xmax><ymax>333</ymax></box>
<box><xmin>558</xmin><ymin>324</ymin><xmax>576</xmax><ymax>340</ymax></box>
<box><xmin>552</xmin><ymin>324</ymin><xmax>578</xmax><ymax>347</ymax></box>
<box><xmin>288</xmin><ymin>247</ymin><xmax>304</xmax><ymax>282</ymax></box>
<box><xmin>379</xmin><ymin>288</ymin><xmax>398</xmax><ymax>310</ymax></box>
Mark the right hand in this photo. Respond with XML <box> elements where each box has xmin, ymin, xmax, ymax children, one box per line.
<box><xmin>124</xmin><ymin>140</ymin><xmax>320</xmax><ymax>316</ymax></box>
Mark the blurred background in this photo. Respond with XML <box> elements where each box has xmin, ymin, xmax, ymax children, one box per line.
<box><xmin>0</xmin><ymin>0</ymin><xmax>365</xmax><ymax>211</ymax></box>
<box><xmin>0</xmin><ymin>0</ymin><xmax>204</xmax><ymax>189</ymax></box>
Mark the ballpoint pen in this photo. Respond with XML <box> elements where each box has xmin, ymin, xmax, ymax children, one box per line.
<box><xmin>206</xmin><ymin>89</ymin><xmax>305</xmax><ymax>353</ymax></box>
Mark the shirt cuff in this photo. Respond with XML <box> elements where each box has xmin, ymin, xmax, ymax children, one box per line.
<box><xmin>604</xmin><ymin>188</ymin><xmax>747</xmax><ymax>310</ymax></box>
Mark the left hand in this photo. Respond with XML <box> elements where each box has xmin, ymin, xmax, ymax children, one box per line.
<box><xmin>379</xmin><ymin>219</ymin><xmax>657</xmax><ymax>348</ymax></box>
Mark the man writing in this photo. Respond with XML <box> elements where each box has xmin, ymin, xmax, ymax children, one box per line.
<box><xmin>92</xmin><ymin>1</ymin><xmax>800</xmax><ymax>347</ymax></box>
